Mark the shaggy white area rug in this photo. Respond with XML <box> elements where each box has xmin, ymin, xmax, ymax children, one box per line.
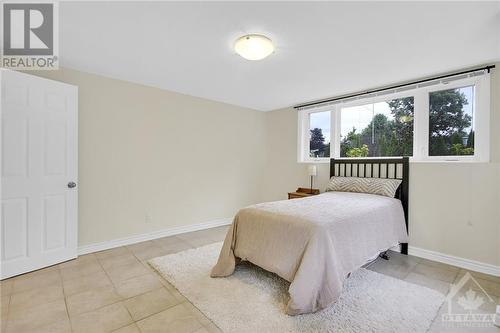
<box><xmin>149</xmin><ymin>242</ymin><xmax>444</xmax><ymax>333</ymax></box>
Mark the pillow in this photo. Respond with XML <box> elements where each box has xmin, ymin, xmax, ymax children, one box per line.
<box><xmin>325</xmin><ymin>176</ymin><xmax>402</xmax><ymax>198</ymax></box>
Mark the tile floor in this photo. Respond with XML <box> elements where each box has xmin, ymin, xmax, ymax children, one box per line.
<box><xmin>1</xmin><ymin>226</ymin><xmax>499</xmax><ymax>333</ymax></box>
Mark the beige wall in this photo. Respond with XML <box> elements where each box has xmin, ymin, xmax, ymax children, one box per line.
<box><xmin>30</xmin><ymin>65</ymin><xmax>499</xmax><ymax>267</ymax></box>
<box><xmin>30</xmin><ymin>68</ymin><xmax>267</xmax><ymax>246</ymax></box>
<box><xmin>262</xmin><ymin>64</ymin><xmax>500</xmax><ymax>266</ymax></box>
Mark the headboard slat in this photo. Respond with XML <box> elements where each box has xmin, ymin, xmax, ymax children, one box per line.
<box><xmin>330</xmin><ymin>157</ymin><xmax>410</xmax><ymax>254</ymax></box>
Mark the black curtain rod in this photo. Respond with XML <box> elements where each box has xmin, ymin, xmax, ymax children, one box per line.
<box><xmin>294</xmin><ymin>64</ymin><xmax>495</xmax><ymax>109</ymax></box>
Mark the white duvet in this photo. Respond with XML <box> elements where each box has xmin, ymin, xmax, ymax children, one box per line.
<box><xmin>211</xmin><ymin>191</ymin><xmax>409</xmax><ymax>315</ymax></box>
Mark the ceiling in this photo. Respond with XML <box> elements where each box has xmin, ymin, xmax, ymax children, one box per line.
<box><xmin>60</xmin><ymin>2</ymin><xmax>500</xmax><ymax>111</ymax></box>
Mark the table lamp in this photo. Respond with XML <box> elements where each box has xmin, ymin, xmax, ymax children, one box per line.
<box><xmin>308</xmin><ymin>165</ymin><xmax>317</xmax><ymax>194</ymax></box>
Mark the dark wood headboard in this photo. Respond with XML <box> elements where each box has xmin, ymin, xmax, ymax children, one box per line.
<box><xmin>330</xmin><ymin>157</ymin><xmax>409</xmax><ymax>254</ymax></box>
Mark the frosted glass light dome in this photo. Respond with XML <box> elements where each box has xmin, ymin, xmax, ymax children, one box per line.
<box><xmin>234</xmin><ymin>34</ymin><xmax>274</xmax><ymax>61</ymax></box>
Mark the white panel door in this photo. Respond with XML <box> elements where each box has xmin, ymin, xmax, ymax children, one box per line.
<box><xmin>1</xmin><ymin>69</ymin><xmax>78</xmax><ymax>279</ymax></box>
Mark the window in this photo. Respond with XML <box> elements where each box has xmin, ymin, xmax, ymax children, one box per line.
<box><xmin>340</xmin><ymin>97</ymin><xmax>414</xmax><ymax>157</ymax></box>
<box><xmin>429</xmin><ymin>86</ymin><xmax>474</xmax><ymax>156</ymax></box>
<box><xmin>309</xmin><ymin>111</ymin><xmax>330</xmax><ymax>158</ymax></box>
<box><xmin>298</xmin><ymin>74</ymin><xmax>490</xmax><ymax>163</ymax></box>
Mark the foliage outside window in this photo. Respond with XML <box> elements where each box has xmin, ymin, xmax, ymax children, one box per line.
<box><xmin>309</xmin><ymin>111</ymin><xmax>330</xmax><ymax>158</ymax></box>
<box><xmin>429</xmin><ymin>86</ymin><xmax>474</xmax><ymax>156</ymax></box>
<box><xmin>340</xmin><ymin>97</ymin><xmax>414</xmax><ymax>158</ymax></box>
<box><xmin>298</xmin><ymin>75</ymin><xmax>489</xmax><ymax>163</ymax></box>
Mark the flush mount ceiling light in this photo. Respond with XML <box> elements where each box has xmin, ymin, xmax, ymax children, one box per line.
<box><xmin>234</xmin><ymin>34</ymin><xmax>274</xmax><ymax>61</ymax></box>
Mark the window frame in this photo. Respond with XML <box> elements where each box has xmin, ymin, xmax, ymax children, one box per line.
<box><xmin>297</xmin><ymin>74</ymin><xmax>490</xmax><ymax>163</ymax></box>
<box><xmin>298</xmin><ymin>105</ymin><xmax>335</xmax><ymax>163</ymax></box>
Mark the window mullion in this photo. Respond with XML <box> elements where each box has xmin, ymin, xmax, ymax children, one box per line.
<box><xmin>304</xmin><ymin>111</ymin><xmax>310</xmax><ymax>161</ymax></box>
<box><xmin>332</xmin><ymin>106</ymin><xmax>340</xmax><ymax>158</ymax></box>
<box><xmin>297</xmin><ymin>110</ymin><xmax>307</xmax><ymax>162</ymax></box>
<box><xmin>413</xmin><ymin>90</ymin><xmax>429</xmax><ymax>160</ymax></box>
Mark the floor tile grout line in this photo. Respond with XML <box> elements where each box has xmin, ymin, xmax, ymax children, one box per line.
<box><xmin>426</xmin><ymin>301</ymin><xmax>446</xmax><ymax>333</ymax></box>
<box><xmin>110</xmin><ymin>322</ymin><xmax>144</xmax><ymax>333</ymax></box>
<box><xmin>185</xmin><ymin>297</ymin><xmax>223</xmax><ymax>332</ymax></box>
<box><xmin>147</xmin><ymin>256</ymin><xmax>221</xmax><ymax>332</ymax></box>
<box><xmin>66</xmin><ymin>255</ymin><xmax>132</xmax><ymax>330</ymax></box>
<box><xmin>154</xmin><ymin>235</ymin><xmax>193</xmax><ymax>247</ymax></box>
<box><xmin>92</xmin><ymin>254</ymin><xmax>189</xmax><ymax>331</ymax></box>
<box><xmin>94</xmin><ymin>247</ymin><xmax>134</xmax><ymax>264</ymax></box>
<box><xmin>98</xmin><ymin>253</ymin><xmax>143</xmax><ymax>272</ymax></box>
<box><xmin>62</xmin><ymin>259</ymin><xmax>167</xmax><ymax>308</ymax></box>
<box><xmin>58</xmin><ymin>253</ymin><xmax>97</xmax><ymax>271</ymax></box>
<box><xmin>67</xmin><ymin>297</ymin><xmax>129</xmax><ymax>321</ymax></box>
<box><xmin>3</xmin><ymin>293</ymin><xmax>11</xmax><ymax>332</ymax></box>
<box><xmin>63</xmin><ymin>296</ymin><xmax>74</xmax><ymax>333</ymax></box>
<box><xmin>404</xmin><ymin>256</ymin><xmax>462</xmax><ymax>285</ymax></box>
<box><xmin>125</xmin><ymin>242</ymin><xmax>164</xmax><ymax>264</ymax></box>
<box><xmin>5</xmin><ymin>267</ymin><xmax>68</xmax><ymax>333</ymax></box>
<box><xmin>60</xmin><ymin>262</ymin><xmax>105</xmax><ymax>285</ymax></box>
<box><xmin>127</xmin><ymin>296</ymin><xmax>188</xmax><ymax>328</ymax></box>
<box><xmin>121</xmin><ymin>285</ymin><xmax>172</xmax><ymax>320</ymax></box>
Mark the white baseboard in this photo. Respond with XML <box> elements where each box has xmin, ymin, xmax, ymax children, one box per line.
<box><xmin>78</xmin><ymin>221</ymin><xmax>500</xmax><ymax>278</ymax></box>
<box><xmin>77</xmin><ymin>218</ymin><xmax>232</xmax><ymax>256</ymax></box>
<box><xmin>408</xmin><ymin>246</ymin><xmax>500</xmax><ymax>277</ymax></box>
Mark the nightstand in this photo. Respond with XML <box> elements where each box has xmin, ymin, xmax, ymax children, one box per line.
<box><xmin>288</xmin><ymin>187</ymin><xmax>320</xmax><ymax>199</ymax></box>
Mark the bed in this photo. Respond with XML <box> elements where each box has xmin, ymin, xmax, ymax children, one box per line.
<box><xmin>211</xmin><ymin>157</ymin><xmax>410</xmax><ymax>315</ymax></box>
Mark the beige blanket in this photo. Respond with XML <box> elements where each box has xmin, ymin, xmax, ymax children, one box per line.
<box><xmin>211</xmin><ymin>191</ymin><xmax>409</xmax><ymax>315</ymax></box>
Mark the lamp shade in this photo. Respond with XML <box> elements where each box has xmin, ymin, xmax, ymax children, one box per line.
<box><xmin>307</xmin><ymin>165</ymin><xmax>317</xmax><ymax>177</ymax></box>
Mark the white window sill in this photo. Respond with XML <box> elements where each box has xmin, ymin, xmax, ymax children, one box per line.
<box><xmin>298</xmin><ymin>158</ymin><xmax>490</xmax><ymax>164</ymax></box>
<box><xmin>298</xmin><ymin>159</ymin><xmax>331</xmax><ymax>164</ymax></box>
<box><xmin>409</xmin><ymin>159</ymin><xmax>489</xmax><ymax>164</ymax></box>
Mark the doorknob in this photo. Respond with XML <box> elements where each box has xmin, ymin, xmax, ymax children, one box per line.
<box><xmin>67</xmin><ymin>182</ymin><xmax>77</xmax><ymax>189</ymax></box>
